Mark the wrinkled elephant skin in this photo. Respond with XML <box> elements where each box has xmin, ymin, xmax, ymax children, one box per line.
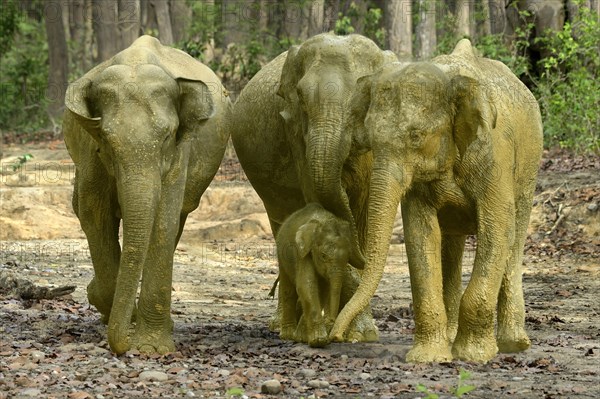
<box><xmin>63</xmin><ymin>35</ymin><xmax>230</xmax><ymax>354</ymax></box>
<box><xmin>331</xmin><ymin>39</ymin><xmax>543</xmax><ymax>363</ymax></box>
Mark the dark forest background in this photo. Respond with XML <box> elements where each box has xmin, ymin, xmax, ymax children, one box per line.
<box><xmin>1</xmin><ymin>0</ymin><xmax>598</xmax><ymax>152</ymax></box>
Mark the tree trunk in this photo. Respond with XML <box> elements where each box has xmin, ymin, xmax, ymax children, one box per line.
<box><xmin>69</xmin><ymin>0</ymin><xmax>86</xmax><ymax>71</ymax></box>
<box><xmin>309</xmin><ymin>0</ymin><xmax>325</xmax><ymax>36</ymax></box>
<box><xmin>416</xmin><ymin>0</ymin><xmax>436</xmax><ymax>59</ymax></box>
<box><xmin>92</xmin><ymin>0</ymin><xmax>118</xmax><ymax>62</ymax></box>
<box><xmin>150</xmin><ymin>0</ymin><xmax>173</xmax><ymax>45</ymax></box>
<box><xmin>386</xmin><ymin>0</ymin><xmax>412</xmax><ymax>60</ymax></box>
<box><xmin>118</xmin><ymin>0</ymin><xmax>140</xmax><ymax>50</ymax></box>
<box><xmin>44</xmin><ymin>0</ymin><xmax>69</xmax><ymax>119</ymax></box>
<box><xmin>324</xmin><ymin>0</ymin><xmax>341</xmax><ymax>31</ymax></box>
<box><xmin>170</xmin><ymin>0</ymin><xmax>192</xmax><ymax>43</ymax></box>
<box><xmin>489</xmin><ymin>0</ymin><xmax>507</xmax><ymax>34</ymax></box>
<box><xmin>476</xmin><ymin>0</ymin><xmax>492</xmax><ymax>37</ymax></box>
<box><xmin>455</xmin><ymin>0</ymin><xmax>471</xmax><ymax>37</ymax></box>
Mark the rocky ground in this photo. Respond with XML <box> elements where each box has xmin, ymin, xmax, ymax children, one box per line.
<box><xmin>0</xmin><ymin>142</ymin><xmax>598</xmax><ymax>398</ymax></box>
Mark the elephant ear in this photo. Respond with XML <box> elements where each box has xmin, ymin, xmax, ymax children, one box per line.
<box><xmin>345</xmin><ymin>74</ymin><xmax>375</xmax><ymax>153</ymax></box>
<box><xmin>65</xmin><ymin>77</ymin><xmax>105</xmax><ymax>143</ymax></box>
<box><xmin>276</xmin><ymin>45</ymin><xmax>301</xmax><ymax>102</ymax></box>
<box><xmin>295</xmin><ymin>220</ymin><xmax>320</xmax><ymax>258</ymax></box>
<box><xmin>450</xmin><ymin>74</ymin><xmax>497</xmax><ymax>157</ymax></box>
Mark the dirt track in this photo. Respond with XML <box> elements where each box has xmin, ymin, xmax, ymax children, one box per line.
<box><xmin>0</xmin><ymin>142</ymin><xmax>599</xmax><ymax>398</ymax></box>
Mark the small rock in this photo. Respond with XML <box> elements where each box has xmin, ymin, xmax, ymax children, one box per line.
<box><xmin>587</xmin><ymin>203</ymin><xmax>598</xmax><ymax>212</ymax></box>
<box><xmin>340</xmin><ymin>354</ymin><xmax>348</xmax><ymax>360</ymax></box>
<box><xmin>30</xmin><ymin>350</ymin><xmax>45</xmax><ymax>362</ymax></box>
<box><xmin>139</xmin><ymin>370</ymin><xmax>169</xmax><ymax>382</ymax></box>
<box><xmin>360</xmin><ymin>372</ymin><xmax>371</xmax><ymax>380</ymax></box>
<box><xmin>20</xmin><ymin>388</ymin><xmax>42</xmax><ymax>397</ymax></box>
<box><xmin>307</xmin><ymin>379</ymin><xmax>329</xmax><ymax>389</ymax></box>
<box><xmin>185</xmin><ymin>391</ymin><xmax>196</xmax><ymax>397</ymax></box>
<box><xmin>218</xmin><ymin>369</ymin><xmax>231</xmax><ymax>377</ymax></box>
<box><xmin>261</xmin><ymin>379</ymin><xmax>282</xmax><ymax>394</ymax></box>
<box><xmin>299</xmin><ymin>368</ymin><xmax>317</xmax><ymax>378</ymax></box>
<box><xmin>512</xmin><ymin>376</ymin><xmax>524</xmax><ymax>381</ymax></box>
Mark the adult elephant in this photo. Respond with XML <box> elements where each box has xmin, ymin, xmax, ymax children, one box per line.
<box><xmin>231</xmin><ymin>33</ymin><xmax>397</xmax><ymax>342</ymax></box>
<box><xmin>330</xmin><ymin>39</ymin><xmax>543</xmax><ymax>363</ymax></box>
<box><xmin>63</xmin><ymin>36</ymin><xmax>230</xmax><ymax>354</ymax></box>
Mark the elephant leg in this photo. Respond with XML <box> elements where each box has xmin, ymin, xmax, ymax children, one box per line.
<box><xmin>452</xmin><ymin>198</ymin><xmax>515</xmax><ymax>362</ymax></box>
<box><xmin>278</xmin><ymin>274</ymin><xmax>298</xmax><ymax>341</ymax></box>
<box><xmin>403</xmin><ymin>198</ymin><xmax>452</xmax><ymax>363</ymax></box>
<box><xmin>296</xmin><ymin>265</ymin><xmax>328</xmax><ymax>348</ymax></box>
<box><xmin>76</xmin><ymin>171</ymin><xmax>121</xmax><ymax>323</ymax></box>
<box><xmin>497</xmin><ymin>193</ymin><xmax>533</xmax><ymax>353</ymax></box>
<box><xmin>340</xmin><ymin>266</ymin><xmax>379</xmax><ymax>342</ymax></box>
<box><xmin>441</xmin><ymin>233</ymin><xmax>465</xmax><ymax>343</ymax></box>
<box><xmin>133</xmin><ymin>188</ymin><xmax>185</xmax><ymax>354</ymax></box>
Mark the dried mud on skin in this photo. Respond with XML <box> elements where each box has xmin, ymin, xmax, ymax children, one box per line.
<box><xmin>0</xmin><ymin>143</ymin><xmax>599</xmax><ymax>398</ymax></box>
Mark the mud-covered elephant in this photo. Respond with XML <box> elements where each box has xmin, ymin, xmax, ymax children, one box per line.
<box><xmin>330</xmin><ymin>39</ymin><xmax>543</xmax><ymax>363</ymax></box>
<box><xmin>63</xmin><ymin>35</ymin><xmax>230</xmax><ymax>354</ymax></box>
<box><xmin>277</xmin><ymin>203</ymin><xmax>354</xmax><ymax>347</ymax></box>
<box><xmin>231</xmin><ymin>33</ymin><xmax>397</xmax><ymax>342</ymax></box>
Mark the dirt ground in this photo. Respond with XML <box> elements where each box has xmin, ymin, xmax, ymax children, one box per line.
<box><xmin>0</xmin><ymin>141</ymin><xmax>598</xmax><ymax>399</ymax></box>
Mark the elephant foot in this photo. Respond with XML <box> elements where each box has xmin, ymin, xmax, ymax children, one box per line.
<box><xmin>345</xmin><ymin>312</ymin><xmax>379</xmax><ymax>342</ymax></box>
<box><xmin>497</xmin><ymin>328</ymin><xmax>531</xmax><ymax>353</ymax></box>
<box><xmin>268</xmin><ymin>311</ymin><xmax>281</xmax><ymax>333</ymax></box>
<box><xmin>452</xmin><ymin>330</ymin><xmax>498</xmax><ymax>363</ymax></box>
<box><xmin>406</xmin><ymin>341</ymin><xmax>453</xmax><ymax>363</ymax></box>
<box><xmin>279</xmin><ymin>324</ymin><xmax>296</xmax><ymax>341</ymax></box>
<box><xmin>133</xmin><ymin>327</ymin><xmax>175</xmax><ymax>355</ymax></box>
<box><xmin>307</xmin><ymin>324</ymin><xmax>329</xmax><ymax>348</ymax></box>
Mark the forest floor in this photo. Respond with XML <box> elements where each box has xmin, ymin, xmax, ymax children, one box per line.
<box><xmin>0</xmin><ymin>141</ymin><xmax>598</xmax><ymax>399</ymax></box>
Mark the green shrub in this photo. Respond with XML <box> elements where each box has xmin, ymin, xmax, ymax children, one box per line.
<box><xmin>533</xmin><ymin>2</ymin><xmax>599</xmax><ymax>153</ymax></box>
<box><xmin>0</xmin><ymin>12</ymin><xmax>50</xmax><ymax>137</ymax></box>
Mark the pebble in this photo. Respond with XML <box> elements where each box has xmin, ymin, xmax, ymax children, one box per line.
<box><xmin>360</xmin><ymin>372</ymin><xmax>372</xmax><ymax>380</ymax></box>
<box><xmin>299</xmin><ymin>368</ymin><xmax>317</xmax><ymax>378</ymax></box>
<box><xmin>307</xmin><ymin>379</ymin><xmax>329</xmax><ymax>389</ymax></box>
<box><xmin>261</xmin><ymin>379</ymin><xmax>282</xmax><ymax>394</ymax></box>
<box><xmin>19</xmin><ymin>388</ymin><xmax>41</xmax><ymax>397</ymax></box>
<box><xmin>30</xmin><ymin>351</ymin><xmax>45</xmax><ymax>363</ymax></box>
<box><xmin>587</xmin><ymin>203</ymin><xmax>598</xmax><ymax>212</ymax></box>
<box><xmin>512</xmin><ymin>376</ymin><xmax>524</xmax><ymax>381</ymax></box>
<box><xmin>139</xmin><ymin>370</ymin><xmax>169</xmax><ymax>382</ymax></box>
<box><xmin>218</xmin><ymin>369</ymin><xmax>231</xmax><ymax>377</ymax></box>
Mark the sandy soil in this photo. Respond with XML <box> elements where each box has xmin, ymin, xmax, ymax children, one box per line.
<box><xmin>0</xmin><ymin>142</ymin><xmax>598</xmax><ymax>398</ymax></box>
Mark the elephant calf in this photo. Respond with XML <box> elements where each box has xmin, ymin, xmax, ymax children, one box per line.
<box><xmin>276</xmin><ymin>203</ymin><xmax>355</xmax><ymax>348</ymax></box>
<box><xmin>63</xmin><ymin>36</ymin><xmax>230</xmax><ymax>354</ymax></box>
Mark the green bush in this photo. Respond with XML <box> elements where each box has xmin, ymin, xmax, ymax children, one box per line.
<box><xmin>0</xmin><ymin>11</ymin><xmax>50</xmax><ymax>137</ymax></box>
<box><xmin>533</xmin><ymin>2</ymin><xmax>599</xmax><ymax>153</ymax></box>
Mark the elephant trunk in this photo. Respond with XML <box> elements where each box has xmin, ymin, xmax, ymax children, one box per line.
<box><xmin>108</xmin><ymin>167</ymin><xmax>160</xmax><ymax>354</ymax></box>
<box><xmin>306</xmin><ymin>112</ymin><xmax>365</xmax><ymax>269</ymax></box>
<box><xmin>330</xmin><ymin>162</ymin><xmax>405</xmax><ymax>341</ymax></box>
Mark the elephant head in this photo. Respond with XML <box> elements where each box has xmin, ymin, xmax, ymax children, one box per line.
<box><xmin>331</xmin><ymin>40</ymin><xmax>499</xmax><ymax>340</ymax></box>
<box><xmin>295</xmin><ymin>209</ymin><xmax>352</xmax><ymax>323</ymax></box>
<box><xmin>277</xmin><ymin>33</ymin><xmax>397</xmax><ymax>270</ymax></box>
<box><xmin>64</xmin><ymin>35</ymin><xmax>220</xmax><ymax>353</ymax></box>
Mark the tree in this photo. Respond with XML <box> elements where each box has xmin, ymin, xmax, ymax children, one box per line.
<box><xmin>92</xmin><ymin>0</ymin><xmax>118</xmax><ymax>62</ymax></box>
<box><xmin>385</xmin><ymin>0</ymin><xmax>412</xmax><ymax>59</ymax></box>
<box><xmin>149</xmin><ymin>0</ymin><xmax>173</xmax><ymax>45</ymax></box>
<box><xmin>489</xmin><ymin>0</ymin><xmax>508</xmax><ymax>34</ymax></box>
<box><xmin>118</xmin><ymin>0</ymin><xmax>140</xmax><ymax>49</ymax></box>
<box><xmin>44</xmin><ymin>0</ymin><xmax>69</xmax><ymax>119</ymax></box>
<box><xmin>416</xmin><ymin>0</ymin><xmax>436</xmax><ymax>59</ymax></box>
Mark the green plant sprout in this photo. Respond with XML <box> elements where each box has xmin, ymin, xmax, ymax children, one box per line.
<box><xmin>11</xmin><ymin>153</ymin><xmax>33</xmax><ymax>171</ymax></box>
<box><xmin>416</xmin><ymin>368</ymin><xmax>476</xmax><ymax>398</ymax></box>
<box><xmin>225</xmin><ymin>387</ymin><xmax>245</xmax><ymax>398</ymax></box>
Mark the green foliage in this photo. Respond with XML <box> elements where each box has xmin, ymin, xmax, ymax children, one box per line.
<box><xmin>416</xmin><ymin>368</ymin><xmax>476</xmax><ymax>398</ymax></box>
<box><xmin>533</xmin><ymin>1</ymin><xmax>600</xmax><ymax>153</ymax></box>
<box><xmin>225</xmin><ymin>387</ymin><xmax>245</xmax><ymax>398</ymax></box>
<box><xmin>334</xmin><ymin>1</ymin><xmax>385</xmax><ymax>48</ymax></box>
<box><xmin>0</xmin><ymin>10</ymin><xmax>50</xmax><ymax>136</ymax></box>
<box><xmin>10</xmin><ymin>153</ymin><xmax>34</xmax><ymax>172</ymax></box>
<box><xmin>0</xmin><ymin>0</ymin><xmax>20</xmax><ymax>55</ymax></box>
